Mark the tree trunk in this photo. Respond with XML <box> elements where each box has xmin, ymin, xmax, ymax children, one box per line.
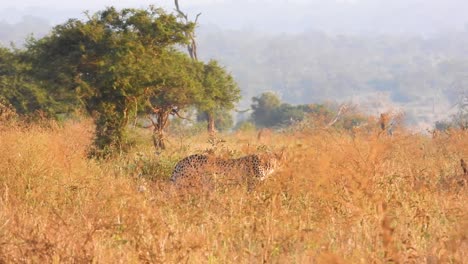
<box><xmin>91</xmin><ymin>101</ymin><xmax>129</xmax><ymax>158</ymax></box>
<box><xmin>150</xmin><ymin>108</ymin><xmax>171</xmax><ymax>151</ymax></box>
<box><xmin>207</xmin><ymin>112</ymin><xmax>216</xmax><ymax>135</ymax></box>
<box><xmin>152</xmin><ymin>129</ymin><xmax>166</xmax><ymax>150</ymax></box>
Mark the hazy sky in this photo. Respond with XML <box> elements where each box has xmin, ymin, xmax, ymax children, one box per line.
<box><xmin>5</xmin><ymin>0</ymin><xmax>178</xmax><ymax>9</ymax></box>
<box><xmin>1</xmin><ymin>0</ymin><xmax>468</xmax><ymax>34</ymax></box>
<box><xmin>4</xmin><ymin>0</ymin><xmax>221</xmax><ymax>9</ymax></box>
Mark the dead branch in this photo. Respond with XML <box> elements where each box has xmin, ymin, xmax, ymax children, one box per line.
<box><xmin>194</xmin><ymin>13</ymin><xmax>202</xmax><ymax>24</ymax></box>
<box><xmin>234</xmin><ymin>108</ymin><xmax>252</xmax><ymax>113</ymax></box>
<box><xmin>325</xmin><ymin>104</ymin><xmax>349</xmax><ymax>128</ymax></box>
<box><xmin>130</xmin><ymin>96</ymin><xmax>138</xmax><ymax>128</ymax></box>
<box><xmin>147</xmin><ymin>114</ymin><xmax>157</xmax><ymax>128</ymax></box>
<box><xmin>174</xmin><ymin>0</ymin><xmax>200</xmax><ymax>60</ymax></box>
<box><xmin>174</xmin><ymin>0</ymin><xmax>186</xmax><ymax>19</ymax></box>
<box><xmin>171</xmin><ymin>108</ymin><xmax>192</xmax><ymax>121</ymax></box>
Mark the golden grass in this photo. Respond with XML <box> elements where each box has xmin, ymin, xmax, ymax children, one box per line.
<box><xmin>0</xmin><ymin>119</ymin><xmax>466</xmax><ymax>263</ymax></box>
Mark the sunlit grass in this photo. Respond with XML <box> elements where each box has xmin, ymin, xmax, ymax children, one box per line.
<box><xmin>0</xmin><ymin>119</ymin><xmax>466</xmax><ymax>263</ymax></box>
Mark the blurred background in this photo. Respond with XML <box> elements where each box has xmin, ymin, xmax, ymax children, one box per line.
<box><xmin>1</xmin><ymin>0</ymin><xmax>468</xmax><ymax>130</ymax></box>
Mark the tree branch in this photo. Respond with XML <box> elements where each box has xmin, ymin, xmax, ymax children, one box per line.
<box><xmin>171</xmin><ymin>108</ymin><xmax>192</xmax><ymax>121</ymax></box>
<box><xmin>234</xmin><ymin>108</ymin><xmax>252</xmax><ymax>113</ymax></box>
<box><xmin>174</xmin><ymin>0</ymin><xmax>199</xmax><ymax>60</ymax></box>
<box><xmin>146</xmin><ymin>114</ymin><xmax>157</xmax><ymax>129</ymax></box>
<box><xmin>325</xmin><ymin>104</ymin><xmax>349</xmax><ymax>128</ymax></box>
<box><xmin>194</xmin><ymin>13</ymin><xmax>202</xmax><ymax>24</ymax></box>
<box><xmin>174</xmin><ymin>0</ymin><xmax>187</xmax><ymax>19</ymax></box>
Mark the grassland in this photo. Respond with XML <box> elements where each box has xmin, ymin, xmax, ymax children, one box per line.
<box><xmin>0</xmin><ymin>118</ymin><xmax>466</xmax><ymax>263</ymax></box>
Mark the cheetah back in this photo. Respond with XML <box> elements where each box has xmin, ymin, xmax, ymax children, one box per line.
<box><xmin>170</xmin><ymin>154</ymin><xmax>210</xmax><ymax>182</ymax></box>
<box><xmin>170</xmin><ymin>153</ymin><xmax>281</xmax><ymax>187</ymax></box>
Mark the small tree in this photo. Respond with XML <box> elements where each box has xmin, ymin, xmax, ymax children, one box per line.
<box><xmin>251</xmin><ymin>92</ymin><xmax>281</xmax><ymax>127</ymax></box>
<box><xmin>144</xmin><ymin>49</ymin><xmax>204</xmax><ymax>150</ymax></box>
<box><xmin>197</xmin><ymin>60</ymin><xmax>240</xmax><ymax>134</ymax></box>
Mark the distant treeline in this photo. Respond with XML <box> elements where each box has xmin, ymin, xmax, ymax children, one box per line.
<box><xmin>196</xmin><ymin>28</ymin><xmax>468</xmax><ymax>125</ymax></box>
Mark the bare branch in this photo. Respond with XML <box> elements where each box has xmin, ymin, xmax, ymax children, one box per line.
<box><xmin>325</xmin><ymin>104</ymin><xmax>349</xmax><ymax>128</ymax></box>
<box><xmin>174</xmin><ymin>0</ymin><xmax>199</xmax><ymax>60</ymax></box>
<box><xmin>174</xmin><ymin>0</ymin><xmax>187</xmax><ymax>19</ymax></box>
<box><xmin>234</xmin><ymin>108</ymin><xmax>252</xmax><ymax>113</ymax></box>
<box><xmin>194</xmin><ymin>13</ymin><xmax>202</xmax><ymax>24</ymax></box>
<box><xmin>171</xmin><ymin>108</ymin><xmax>192</xmax><ymax>121</ymax></box>
<box><xmin>147</xmin><ymin>114</ymin><xmax>157</xmax><ymax>128</ymax></box>
<box><xmin>131</xmin><ymin>96</ymin><xmax>138</xmax><ymax>128</ymax></box>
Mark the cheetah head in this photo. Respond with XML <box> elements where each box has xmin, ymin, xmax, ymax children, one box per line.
<box><xmin>258</xmin><ymin>149</ymin><xmax>285</xmax><ymax>180</ymax></box>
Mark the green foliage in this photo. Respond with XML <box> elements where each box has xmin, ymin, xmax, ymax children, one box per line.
<box><xmin>142</xmin><ymin>50</ymin><xmax>204</xmax><ymax>151</ymax></box>
<box><xmin>0</xmin><ymin>47</ymin><xmax>55</xmax><ymax>115</ymax></box>
<box><xmin>195</xmin><ymin>59</ymin><xmax>241</xmax><ymax>132</ymax></box>
<box><xmin>251</xmin><ymin>92</ymin><xmax>313</xmax><ymax>128</ymax></box>
<box><xmin>198</xmin><ymin>60</ymin><xmax>241</xmax><ymax>114</ymax></box>
<box><xmin>250</xmin><ymin>92</ymin><xmax>366</xmax><ymax>130</ymax></box>
<box><xmin>144</xmin><ymin>49</ymin><xmax>204</xmax><ymax>111</ymax></box>
<box><xmin>251</xmin><ymin>92</ymin><xmax>282</xmax><ymax>127</ymax></box>
<box><xmin>28</xmin><ymin>6</ymin><xmax>195</xmax><ymax>157</ymax></box>
<box><xmin>93</xmin><ymin>101</ymin><xmax>129</xmax><ymax>155</ymax></box>
<box><xmin>274</xmin><ymin>103</ymin><xmax>306</xmax><ymax>126</ymax></box>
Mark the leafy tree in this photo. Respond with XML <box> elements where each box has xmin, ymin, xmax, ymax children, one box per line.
<box><xmin>250</xmin><ymin>92</ymin><xmax>348</xmax><ymax>128</ymax></box>
<box><xmin>251</xmin><ymin>92</ymin><xmax>281</xmax><ymax>127</ymax></box>
<box><xmin>0</xmin><ymin>47</ymin><xmax>55</xmax><ymax>115</ymax></box>
<box><xmin>274</xmin><ymin>103</ymin><xmax>306</xmax><ymax>126</ymax></box>
<box><xmin>197</xmin><ymin>60</ymin><xmax>240</xmax><ymax>134</ymax></box>
<box><xmin>144</xmin><ymin>49</ymin><xmax>203</xmax><ymax>150</ymax></box>
<box><xmin>28</xmin><ymin>6</ymin><xmax>195</xmax><ymax>156</ymax></box>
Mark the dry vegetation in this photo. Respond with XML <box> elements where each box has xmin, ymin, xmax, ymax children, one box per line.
<box><xmin>0</xmin><ymin>117</ymin><xmax>467</xmax><ymax>263</ymax></box>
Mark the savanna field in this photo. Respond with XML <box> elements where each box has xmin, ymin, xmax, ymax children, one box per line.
<box><xmin>0</xmin><ymin>117</ymin><xmax>466</xmax><ymax>263</ymax></box>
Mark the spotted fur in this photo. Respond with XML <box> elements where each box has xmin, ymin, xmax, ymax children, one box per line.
<box><xmin>170</xmin><ymin>153</ymin><xmax>283</xmax><ymax>189</ymax></box>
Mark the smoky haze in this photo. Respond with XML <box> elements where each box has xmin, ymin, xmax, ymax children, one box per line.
<box><xmin>1</xmin><ymin>0</ymin><xmax>468</xmax><ymax>129</ymax></box>
<box><xmin>1</xmin><ymin>0</ymin><xmax>467</xmax><ymax>35</ymax></box>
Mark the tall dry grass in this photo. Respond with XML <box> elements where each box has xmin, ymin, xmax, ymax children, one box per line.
<box><xmin>0</xmin><ymin>119</ymin><xmax>466</xmax><ymax>263</ymax></box>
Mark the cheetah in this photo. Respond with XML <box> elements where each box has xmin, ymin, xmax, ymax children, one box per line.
<box><xmin>170</xmin><ymin>152</ymin><xmax>284</xmax><ymax>190</ymax></box>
